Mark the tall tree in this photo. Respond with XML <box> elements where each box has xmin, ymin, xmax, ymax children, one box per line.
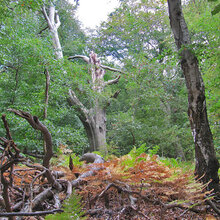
<box><xmin>167</xmin><ymin>0</ymin><xmax>219</xmax><ymax>192</ymax></box>
<box><xmin>91</xmin><ymin>0</ymin><xmax>194</xmax><ymax>158</ymax></box>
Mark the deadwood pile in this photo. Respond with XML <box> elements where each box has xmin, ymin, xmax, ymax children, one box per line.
<box><xmin>0</xmin><ymin>111</ymin><xmax>219</xmax><ymax>220</ymax></box>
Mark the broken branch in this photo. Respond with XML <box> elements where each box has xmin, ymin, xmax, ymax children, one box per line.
<box><xmin>68</xmin><ymin>55</ymin><xmax>90</xmax><ymax>63</ymax></box>
<box><xmin>104</xmin><ymin>75</ymin><xmax>121</xmax><ymax>86</ymax></box>
<box><xmin>100</xmin><ymin>64</ymin><xmax>126</xmax><ymax>74</ymax></box>
<box><xmin>68</xmin><ymin>89</ymin><xmax>89</xmax><ymax>120</ymax></box>
<box><xmin>0</xmin><ymin>209</ymin><xmax>63</xmax><ymax>217</ymax></box>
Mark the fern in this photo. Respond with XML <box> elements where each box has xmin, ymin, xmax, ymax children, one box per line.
<box><xmin>130</xmin><ymin>143</ymin><xmax>149</xmax><ymax>157</ymax></box>
<box><xmin>121</xmin><ymin>144</ymin><xmax>149</xmax><ymax>169</ymax></box>
<box><xmin>45</xmin><ymin>190</ymin><xmax>86</xmax><ymax>220</ymax></box>
<box><xmin>148</xmin><ymin>145</ymin><xmax>160</xmax><ymax>157</ymax></box>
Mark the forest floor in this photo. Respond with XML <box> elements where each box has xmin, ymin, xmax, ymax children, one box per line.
<box><xmin>1</xmin><ymin>148</ymin><xmax>219</xmax><ymax>220</ymax></box>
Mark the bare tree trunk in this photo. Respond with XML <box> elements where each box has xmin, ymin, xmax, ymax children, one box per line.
<box><xmin>68</xmin><ymin>52</ymin><xmax>122</xmax><ymax>154</ymax></box>
<box><xmin>79</xmin><ymin>110</ymin><xmax>106</xmax><ymax>153</ymax></box>
<box><xmin>42</xmin><ymin>6</ymin><xmax>63</xmax><ymax>60</ymax></box>
<box><xmin>167</xmin><ymin>0</ymin><xmax>219</xmax><ymax>192</ymax></box>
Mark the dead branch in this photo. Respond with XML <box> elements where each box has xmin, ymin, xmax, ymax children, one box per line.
<box><xmin>28</xmin><ymin>187</ymin><xmax>53</xmax><ymax>210</ymax></box>
<box><xmin>42</xmin><ymin>6</ymin><xmax>61</xmax><ymax>30</ymax></box>
<box><xmin>38</xmin><ymin>25</ymin><xmax>49</xmax><ymax>35</ymax></box>
<box><xmin>53</xmin><ymin>193</ymin><xmax>61</xmax><ymax>209</ymax></box>
<box><xmin>52</xmin><ymin>170</ymin><xmax>65</xmax><ymax>179</ymax></box>
<box><xmin>1</xmin><ymin>171</ymin><xmax>15</xmax><ymax>220</ymax></box>
<box><xmin>118</xmin><ymin>205</ymin><xmax>150</xmax><ymax>219</ymax></box>
<box><xmin>68</xmin><ymin>54</ymin><xmax>125</xmax><ymax>75</ymax></box>
<box><xmin>72</xmin><ymin>153</ymin><xmax>105</xmax><ymax>187</ymax></box>
<box><xmin>7</xmin><ymin>109</ymin><xmax>62</xmax><ymax>191</ymax></box>
<box><xmin>83</xmin><ymin>208</ymin><xmax>113</xmax><ymax>217</ymax></box>
<box><xmin>206</xmin><ymin>199</ymin><xmax>220</xmax><ymax>216</ymax></box>
<box><xmin>104</xmin><ymin>75</ymin><xmax>121</xmax><ymax>86</ymax></box>
<box><xmin>29</xmin><ymin>170</ymin><xmax>46</xmax><ymax>212</ymax></box>
<box><xmin>0</xmin><ymin>137</ymin><xmax>20</xmax><ymax>157</ymax></box>
<box><xmin>0</xmin><ymin>209</ymin><xmax>63</xmax><ymax>217</ymax></box>
<box><xmin>7</xmin><ymin>109</ymin><xmax>52</xmax><ymax>168</ymax></box>
<box><xmin>68</xmin><ymin>89</ymin><xmax>89</xmax><ymax>121</ymax></box>
<box><xmin>65</xmin><ymin>181</ymin><xmax>72</xmax><ymax>199</ymax></box>
<box><xmin>100</xmin><ymin>64</ymin><xmax>126</xmax><ymax>74</ymax></box>
<box><xmin>68</xmin><ymin>55</ymin><xmax>90</xmax><ymax>63</ymax></box>
<box><xmin>99</xmin><ymin>182</ymin><xmax>139</xmax><ymax>198</ymax></box>
<box><xmin>1</xmin><ymin>114</ymin><xmax>13</xmax><ymax>140</ymax></box>
<box><xmin>111</xmin><ymin>90</ymin><xmax>121</xmax><ymax>99</ymax></box>
<box><xmin>42</xmin><ymin>6</ymin><xmax>52</xmax><ymax>30</ymax></box>
<box><xmin>160</xmin><ymin>201</ymin><xmax>204</xmax><ymax>218</ymax></box>
<box><xmin>24</xmin><ymin>162</ymin><xmax>46</xmax><ymax>171</ymax></box>
<box><xmin>12</xmin><ymin>201</ymin><xmax>23</xmax><ymax>211</ymax></box>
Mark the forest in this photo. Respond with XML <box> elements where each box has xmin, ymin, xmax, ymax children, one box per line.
<box><xmin>0</xmin><ymin>0</ymin><xmax>219</xmax><ymax>219</ymax></box>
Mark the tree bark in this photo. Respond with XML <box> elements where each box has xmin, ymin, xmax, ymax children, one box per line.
<box><xmin>68</xmin><ymin>52</ymin><xmax>122</xmax><ymax>154</ymax></box>
<box><xmin>167</xmin><ymin>0</ymin><xmax>219</xmax><ymax>192</ymax></box>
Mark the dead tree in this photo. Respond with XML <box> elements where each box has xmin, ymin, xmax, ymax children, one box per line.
<box><xmin>42</xmin><ymin>5</ymin><xmax>63</xmax><ymax>60</ymax></box>
<box><xmin>42</xmin><ymin>6</ymin><xmax>124</xmax><ymax>154</ymax></box>
<box><xmin>167</xmin><ymin>0</ymin><xmax>219</xmax><ymax>192</ymax></box>
<box><xmin>68</xmin><ymin>52</ymin><xmax>123</xmax><ymax>154</ymax></box>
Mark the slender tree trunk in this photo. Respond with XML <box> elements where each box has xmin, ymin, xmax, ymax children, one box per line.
<box><xmin>167</xmin><ymin>0</ymin><xmax>219</xmax><ymax>192</ymax></box>
<box><xmin>43</xmin><ymin>68</ymin><xmax>50</xmax><ymax>120</ymax></box>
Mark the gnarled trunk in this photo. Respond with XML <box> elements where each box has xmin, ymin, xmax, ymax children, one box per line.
<box><xmin>68</xmin><ymin>52</ymin><xmax>122</xmax><ymax>154</ymax></box>
<box><xmin>79</xmin><ymin>106</ymin><xmax>106</xmax><ymax>153</ymax></box>
<box><xmin>167</xmin><ymin>0</ymin><xmax>219</xmax><ymax>192</ymax></box>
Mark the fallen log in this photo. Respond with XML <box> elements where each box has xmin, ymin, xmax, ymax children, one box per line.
<box><xmin>72</xmin><ymin>153</ymin><xmax>105</xmax><ymax>187</ymax></box>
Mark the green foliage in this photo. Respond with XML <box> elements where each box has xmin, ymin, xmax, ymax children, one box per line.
<box><xmin>45</xmin><ymin>190</ymin><xmax>86</xmax><ymax>220</ymax></box>
<box><xmin>161</xmin><ymin>157</ymin><xmax>194</xmax><ymax>172</ymax></box>
<box><xmin>121</xmin><ymin>144</ymin><xmax>160</xmax><ymax>169</ymax></box>
<box><xmin>0</xmin><ymin>3</ymin><xmax>88</xmax><ymax>154</ymax></box>
<box><xmin>148</xmin><ymin>145</ymin><xmax>160</xmax><ymax>157</ymax></box>
<box><xmin>129</xmin><ymin>143</ymin><xmax>149</xmax><ymax>157</ymax></box>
